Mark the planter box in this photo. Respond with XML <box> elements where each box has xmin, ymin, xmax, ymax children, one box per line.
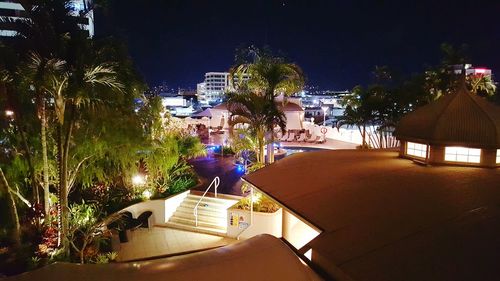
<box><xmin>226</xmin><ymin>207</ymin><xmax>282</xmax><ymax>239</ymax></box>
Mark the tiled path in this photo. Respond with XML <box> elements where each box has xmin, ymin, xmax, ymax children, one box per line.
<box><xmin>112</xmin><ymin>227</ymin><xmax>237</xmax><ymax>262</ymax></box>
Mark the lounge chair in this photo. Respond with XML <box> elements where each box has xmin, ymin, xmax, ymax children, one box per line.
<box><xmin>306</xmin><ymin>134</ymin><xmax>318</xmax><ymax>143</ymax></box>
<box><xmin>286</xmin><ymin>132</ymin><xmax>296</xmax><ymax>142</ymax></box>
<box><xmin>316</xmin><ymin>135</ymin><xmax>326</xmax><ymax>144</ymax></box>
<box><xmin>280</xmin><ymin>132</ymin><xmax>289</xmax><ymax>141</ymax></box>
<box><xmin>296</xmin><ymin>133</ymin><xmax>307</xmax><ymax>142</ymax></box>
<box><xmin>137</xmin><ymin>211</ymin><xmax>153</xmax><ymax>229</ymax></box>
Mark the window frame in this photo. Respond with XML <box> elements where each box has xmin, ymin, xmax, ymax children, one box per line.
<box><xmin>444</xmin><ymin>147</ymin><xmax>481</xmax><ymax>164</ymax></box>
<box><xmin>406</xmin><ymin>142</ymin><xmax>428</xmax><ymax>158</ymax></box>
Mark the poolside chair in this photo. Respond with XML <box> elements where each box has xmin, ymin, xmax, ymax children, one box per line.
<box><xmin>296</xmin><ymin>132</ymin><xmax>307</xmax><ymax>142</ymax></box>
<box><xmin>280</xmin><ymin>132</ymin><xmax>289</xmax><ymax>141</ymax></box>
<box><xmin>306</xmin><ymin>134</ymin><xmax>318</xmax><ymax>143</ymax></box>
<box><xmin>316</xmin><ymin>135</ymin><xmax>326</xmax><ymax>144</ymax></box>
<box><xmin>286</xmin><ymin>132</ymin><xmax>296</xmax><ymax>142</ymax></box>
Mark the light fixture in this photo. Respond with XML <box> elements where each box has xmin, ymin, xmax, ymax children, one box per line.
<box><xmin>132</xmin><ymin>174</ymin><xmax>146</xmax><ymax>186</ymax></box>
<box><xmin>5</xmin><ymin>110</ymin><xmax>14</xmax><ymax>117</ymax></box>
<box><xmin>142</xmin><ymin>189</ymin><xmax>152</xmax><ymax>200</ymax></box>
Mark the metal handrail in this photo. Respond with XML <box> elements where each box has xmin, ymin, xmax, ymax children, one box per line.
<box><xmin>193</xmin><ymin>176</ymin><xmax>220</xmax><ymax>227</ymax></box>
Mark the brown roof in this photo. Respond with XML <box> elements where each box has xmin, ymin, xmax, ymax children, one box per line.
<box><xmin>10</xmin><ymin>235</ymin><xmax>321</xmax><ymax>281</ymax></box>
<box><xmin>243</xmin><ymin>149</ymin><xmax>500</xmax><ymax>281</ymax></box>
<box><xmin>278</xmin><ymin>102</ymin><xmax>304</xmax><ymax>112</ymax></box>
<box><xmin>395</xmin><ymin>85</ymin><xmax>500</xmax><ymax>148</ymax></box>
<box><xmin>212</xmin><ymin>103</ymin><xmax>228</xmax><ymax>110</ymax></box>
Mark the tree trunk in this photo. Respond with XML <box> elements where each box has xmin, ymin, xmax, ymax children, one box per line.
<box><xmin>0</xmin><ymin>168</ymin><xmax>21</xmax><ymax>247</ymax></box>
<box><xmin>41</xmin><ymin>102</ymin><xmax>50</xmax><ymax>217</ymax></box>
<box><xmin>362</xmin><ymin>124</ymin><xmax>367</xmax><ymax>148</ymax></box>
<box><xmin>58</xmin><ymin>106</ymin><xmax>75</xmax><ymax>254</ymax></box>
<box><xmin>266</xmin><ymin>131</ymin><xmax>275</xmax><ymax>164</ymax></box>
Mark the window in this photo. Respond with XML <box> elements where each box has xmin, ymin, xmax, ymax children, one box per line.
<box><xmin>406</xmin><ymin>142</ymin><xmax>427</xmax><ymax>158</ymax></box>
<box><xmin>444</xmin><ymin>147</ymin><xmax>481</xmax><ymax>163</ymax></box>
<box><xmin>497</xmin><ymin>149</ymin><xmax>500</xmax><ymax>164</ymax></box>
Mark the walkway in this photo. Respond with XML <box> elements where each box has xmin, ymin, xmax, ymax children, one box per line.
<box><xmin>112</xmin><ymin>227</ymin><xmax>236</xmax><ymax>262</ymax></box>
<box><xmin>190</xmin><ymin>154</ymin><xmax>244</xmax><ymax>196</ymax></box>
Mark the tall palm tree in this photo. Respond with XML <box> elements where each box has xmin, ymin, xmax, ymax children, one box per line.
<box><xmin>43</xmin><ymin>57</ymin><xmax>123</xmax><ymax>250</ymax></box>
<box><xmin>227</xmin><ymin>91</ymin><xmax>286</xmax><ymax>164</ymax></box>
<box><xmin>229</xmin><ymin>49</ymin><xmax>305</xmax><ymax>163</ymax></box>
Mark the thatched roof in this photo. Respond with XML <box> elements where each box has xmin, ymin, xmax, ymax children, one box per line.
<box><xmin>395</xmin><ymin>85</ymin><xmax>500</xmax><ymax>148</ymax></box>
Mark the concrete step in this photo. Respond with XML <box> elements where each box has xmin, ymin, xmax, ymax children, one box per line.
<box><xmin>161</xmin><ymin>221</ymin><xmax>226</xmax><ymax>236</ymax></box>
<box><xmin>169</xmin><ymin>216</ymin><xmax>226</xmax><ymax>230</ymax></box>
<box><xmin>182</xmin><ymin>198</ymin><xmax>234</xmax><ymax>209</ymax></box>
<box><xmin>179</xmin><ymin>201</ymin><xmax>229</xmax><ymax>211</ymax></box>
<box><xmin>187</xmin><ymin>194</ymin><xmax>238</xmax><ymax>205</ymax></box>
<box><xmin>174</xmin><ymin>207</ymin><xmax>226</xmax><ymax>220</ymax></box>
<box><xmin>172</xmin><ymin>211</ymin><xmax>226</xmax><ymax>224</ymax></box>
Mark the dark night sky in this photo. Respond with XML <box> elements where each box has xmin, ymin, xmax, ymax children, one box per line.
<box><xmin>96</xmin><ymin>0</ymin><xmax>500</xmax><ymax>90</ymax></box>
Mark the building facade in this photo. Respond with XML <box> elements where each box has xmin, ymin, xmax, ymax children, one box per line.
<box><xmin>197</xmin><ymin>71</ymin><xmax>250</xmax><ymax>105</ymax></box>
<box><xmin>0</xmin><ymin>0</ymin><xmax>94</xmax><ymax>38</ymax></box>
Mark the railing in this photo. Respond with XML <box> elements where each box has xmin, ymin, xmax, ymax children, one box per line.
<box><xmin>193</xmin><ymin>176</ymin><xmax>220</xmax><ymax>227</ymax></box>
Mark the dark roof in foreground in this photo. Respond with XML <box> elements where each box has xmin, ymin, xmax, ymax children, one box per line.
<box><xmin>9</xmin><ymin>235</ymin><xmax>321</xmax><ymax>281</ymax></box>
<box><xmin>395</xmin><ymin>85</ymin><xmax>500</xmax><ymax>147</ymax></box>
<box><xmin>243</xmin><ymin>149</ymin><xmax>500</xmax><ymax>281</ymax></box>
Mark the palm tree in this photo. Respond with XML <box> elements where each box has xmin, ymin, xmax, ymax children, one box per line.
<box><xmin>467</xmin><ymin>74</ymin><xmax>497</xmax><ymax>96</ymax></box>
<box><xmin>43</xmin><ymin>58</ymin><xmax>123</xmax><ymax>250</ymax></box>
<box><xmin>229</xmin><ymin>48</ymin><xmax>305</xmax><ymax>163</ymax></box>
<box><xmin>227</xmin><ymin>91</ymin><xmax>286</xmax><ymax>164</ymax></box>
<box><xmin>338</xmin><ymin>86</ymin><xmax>375</xmax><ymax>148</ymax></box>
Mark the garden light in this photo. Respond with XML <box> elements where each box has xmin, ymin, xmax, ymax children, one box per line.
<box><xmin>132</xmin><ymin>174</ymin><xmax>146</xmax><ymax>186</ymax></box>
<box><xmin>142</xmin><ymin>189</ymin><xmax>152</xmax><ymax>200</ymax></box>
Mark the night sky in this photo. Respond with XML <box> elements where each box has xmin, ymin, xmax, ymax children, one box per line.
<box><xmin>96</xmin><ymin>0</ymin><xmax>500</xmax><ymax>90</ymax></box>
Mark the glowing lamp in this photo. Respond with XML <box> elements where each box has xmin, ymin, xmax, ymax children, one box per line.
<box><xmin>142</xmin><ymin>189</ymin><xmax>152</xmax><ymax>200</ymax></box>
<box><xmin>132</xmin><ymin>174</ymin><xmax>146</xmax><ymax>186</ymax></box>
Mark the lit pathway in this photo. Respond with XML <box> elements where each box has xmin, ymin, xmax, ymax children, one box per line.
<box><xmin>112</xmin><ymin>227</ymin><xmax>237</xmax><ymax>262</ymax></box>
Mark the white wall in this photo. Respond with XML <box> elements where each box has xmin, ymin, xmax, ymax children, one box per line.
<box><xmin>283</xmin><ymin>209</ymin><xmax>321</xmax><ymax>250</ymax></box>
<box><xmin>302</xmin><ymin>122</ymin><xmax>364</xmax><ymax>145</ymax></box>
<box><xmin>227</xmin><ymin>207</ymin><xmax>283</xmax><ymax>239</ymax></box>
<box><xmin>120</xmin><ymin>191</ymin><xmax>189</xmax><ymax>225</ymax></box>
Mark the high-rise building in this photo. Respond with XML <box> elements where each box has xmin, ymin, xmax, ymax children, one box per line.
<box><xmin>0</xmin><ymin>0</ymin><xmax>95</xmax><ymax>38</ymax></box>
<box><xmin>197</xmin><ymin>71</ymin><xmax>250</xmax><ymax>105</ymax></box>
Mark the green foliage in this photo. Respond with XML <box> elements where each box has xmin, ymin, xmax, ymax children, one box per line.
<box><xmin>236</xmin><ymin>183</ymin><xmax>280</xmax><ymax>213</ymax></box>
<box><xmin>93</xmin><ymin>252</ymin><xmax>117</xmax><ymax>264</ymax></box>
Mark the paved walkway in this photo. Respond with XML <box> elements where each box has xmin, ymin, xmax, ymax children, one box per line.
<box><xmin>112</xmin><ymin>227</ymin><xmax>236</xmax><ymax>262</ymax></box>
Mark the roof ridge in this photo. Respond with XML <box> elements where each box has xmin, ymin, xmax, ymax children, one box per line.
<box><xmin>429</xmin><ymin>91</ymin><xmax>459</xmax><ymax>140</ymax></box>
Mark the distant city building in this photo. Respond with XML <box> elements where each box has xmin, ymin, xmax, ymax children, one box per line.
<box><xmin>0</xmin><ymin>0</ymin><xmax>95</xmax><ymax>37</ymax></box>
<box><xmin>297</xmin><ymin>90</ymin><xmax>349</xmax><ymax>120</ymax></box>
<box><xmin>197</xmin><ymin>71</ymin><xmax>249</xmax><ymax>105</ymax></box>
<box><xmin>451</xmin><ymin>64</ymin><xmax>492</xmax><ymax>77</ymax></box>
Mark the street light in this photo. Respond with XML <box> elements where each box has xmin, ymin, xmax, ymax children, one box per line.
<box><xmin>321</xmin><ymin>106</ymin><xmax>329</xmax><ymax>126</ymax></box>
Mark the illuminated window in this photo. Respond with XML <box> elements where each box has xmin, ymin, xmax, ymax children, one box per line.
<box><xmin>406</xmin><ymin>142</ymin><xmax>427</xmax><ymax>158</ymax></box>
<box><xmin>497</xmin><ymin>149</ymin><xmax>500</xmax><ymax>164</ymax></box>
<box><xmin>444</xmin><ymin>147</ymin><xmax>481</xmax><ymax>163</ymax></box>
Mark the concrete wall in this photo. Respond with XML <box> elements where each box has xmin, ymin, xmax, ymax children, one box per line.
<box><xmin>120</xmin><ymin>191</ymin><xmax>189</xmax><ymax>225</ymax></box>
<box><xmin>226</xmin><ymin>207</ymin><xmax>283</xmax><ymax>239</ymax></box>
<box><xmin>283</xmin><ymin>209</ymin><xmax>321</xmax><ymax>250</ymax></box>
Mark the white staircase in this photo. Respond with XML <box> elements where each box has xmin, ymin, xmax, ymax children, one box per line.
<box><xmin>164</xmin><ymin>193</ymin><xmax>238</xmax><ymax>236</ymax></box>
